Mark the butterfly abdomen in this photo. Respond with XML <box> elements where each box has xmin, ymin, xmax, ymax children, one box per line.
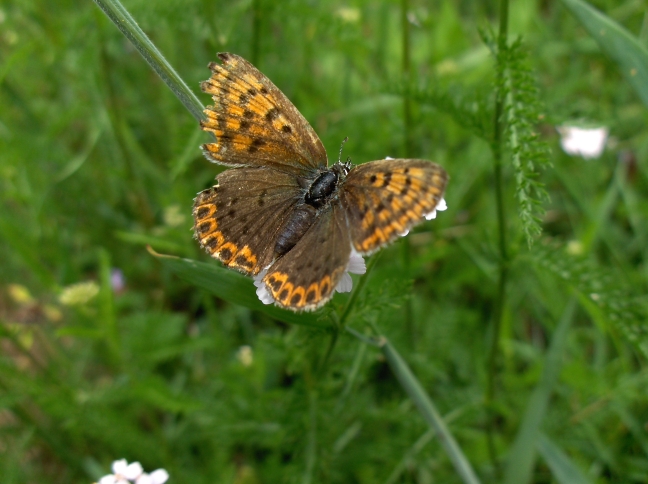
<box><xmin>274</xmin><ymin>205</ymin><xmax>317</xmax><ymax>257</ymax></box>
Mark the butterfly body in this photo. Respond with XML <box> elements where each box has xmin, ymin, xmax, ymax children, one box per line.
<box><xmin>194</xmin><ymin>53</ymin><xmax>448</xmax><ymax>311</ymax></box>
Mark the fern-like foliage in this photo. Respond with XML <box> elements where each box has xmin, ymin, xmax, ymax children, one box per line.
<box><xmin>496</xmin><ymin>36</ymin><xmax>552</xmax><ymax>246</ymax></box>
<box><xmin>385</xmin><ymin>78</ymin><xmax>492</xmax><ymax>141</ymax></box>
<box><xmin>532</xmin><ymin>241</ymin><xmax>648</xmax><ymax>358</ymax></box>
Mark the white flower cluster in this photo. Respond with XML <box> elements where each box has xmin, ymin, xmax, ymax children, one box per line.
<box><xmin>557</xmin><ymin>126</ymin><xmax>608</xmax><ymax>159</ymax></box>
<box><xmin>97</xmin><ymin>459</ymin><xmax>169</xmax><ymax>484</ymax></box>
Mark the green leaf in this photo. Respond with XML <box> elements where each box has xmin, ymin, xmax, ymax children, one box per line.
<box><xmin>503</xmin><ymin>301</ymin><xmax>576</xmax><ymax>484</ymax></box>
<box><xmin>536</xmin><ymin>433</ymin><xmax>593</xmax><ymax>484</ymax></box>
<box><xmin>560</xmin><ymin>0</ymin><xmax>648</xmax><ymax>108</ymax></box>
<box><xmin>150</xmin><ymin>249</ymin><xmax>332</xmax><ymax>329</ymax></box>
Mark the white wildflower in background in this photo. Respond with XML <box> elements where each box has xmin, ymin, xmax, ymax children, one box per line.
<box><xmin>59</xmin><ymin>281</ymin><xmax>99</xmax><ymax>306</ymax></box>
<box><xmin>97</xmin><ymin>459</ymin><xmax>168</xmax><ymax>484</ymax></box>
<box><xmin>557</xmin><ymin>125</ymin><xmax>608</xmax><ymax>159</ymax></box>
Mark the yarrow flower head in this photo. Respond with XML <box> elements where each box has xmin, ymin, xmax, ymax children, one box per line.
<box><xmin>97</xmin><ymin>459</ymin><xmax>169</xmax><ymax>484</ymax></box>
<box><xmin>557</xmin><ymin>125</ymin><xmax>608</xmax><ymax>159</ymax></box>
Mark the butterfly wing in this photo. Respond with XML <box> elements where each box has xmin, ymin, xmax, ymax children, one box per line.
<box><xmin>193</xmin><ymin>167</ymin><xmax>303</xmax><ymax>275</ymax></box>
<box><xmin>340</xmin><ymin>159</ymin><xmax>448</xmax><ymax>254</ymax></box>
<box><xmin>200</xmin><ymin>53</ymin><xmax>328</xmax><ymax>175</ymax></box>
<box><xmin>260</xmin><ymin>203</ymin><xmax>351</xmax><ymax>311</ymax></box>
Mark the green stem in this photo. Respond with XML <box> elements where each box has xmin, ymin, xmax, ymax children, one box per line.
<box><xmin>380</xmin><ymin>336</ymin><xmax>482</xmax><ymax>484</ymax></box>
<box><xmin>251</xmin><ymin>0</ymin><xmax>262</xmax><ymax>66</ymax></box>
<box><xmin>486</xmin><ymin>0</ymin><xmax>510</xmax><ymax>471</ymax></box>
<box><xmin>92</xmin><ymin>0</ymin><xmax>205</xmax><ymax>122</ymax></box>
<box><xmin>401</xmin><ymin>0</ymin><xmax>413</xmax><ymax>158</ymax></box>
<box><xmin>338</xmin><ymin>253</ymin><xmax>381</xmax><ymax>327</ymax></box>
<box><xmin>400</xmin><ymin>0</ymin><xmax>415</xmax><ymax>346</ymax></box>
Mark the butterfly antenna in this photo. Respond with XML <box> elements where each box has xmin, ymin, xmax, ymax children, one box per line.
<box><xmin>338</xmin><ymin>137</ymin><xmax>349</xmax><ymax>164</ymax></box>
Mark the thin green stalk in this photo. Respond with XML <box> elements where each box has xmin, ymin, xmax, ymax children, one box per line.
<box><xmin>318</xmin><ymin>254</ymin><xmax>381</xmax><ymax>374</ymax></box>
<box><xmin>401</xmin><ymin>0</ymin><xmax>413</xmax><ymax>158</ymax></box>
<box><xmin>335</xmin><ymin>333</ymin><xmax>369</xmax><ymax>414</ymax></box>
<box><xmin>486</xmin><ymin>0</ymin><xmax>510</xmax><ymax>471</ymax></box>
<box><xmin>93</xmin><ymin>21</ymin><xmax>154</xmax><ymax>227</ymax></box>
<box><xmin>503</xmin><ymin>299</ymin><xmax>577</xmax><ymax>484</ymax></box>
<box><xmin>400</xmin><ymin>0</ymin><xmax>415</xmax><ymax>346</ymax></box>
<box><xmin>384</xmin><ymin>429</ymin><xmax>435</xmax><ymax>484</ymax></box>
<box><xmin>98</xmin><ymin>248</ymin><xmax>120</xmax><ymax>366</ymax></box>
<box><xmin>92</xmin><ymin>0</ymin><xmax>205</xmax><ymax>122</ymax></box>
<box><xmin>338</xmin><ymin>253</ymin><xmax>381</xmax><ymax>327</ymax></box>
<box><xmin>380</xmin><ymin>336</ymin><xmax>482</xmax><ymax>484</ymax></box>
<box><xmin>302</xmin><ymin>389</ymin><xmax>317</xmax><ymax>484</ymax></box>
<box><xmin>251</xmin><ymin>0</ymin><xmax>262</xmax><ymax>66</ymax></box>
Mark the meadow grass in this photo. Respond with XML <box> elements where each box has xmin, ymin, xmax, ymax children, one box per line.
<box><xmin>1</xmin><ymin>0</ymin><xmax>648</xmax><ymax>482</ymax></box>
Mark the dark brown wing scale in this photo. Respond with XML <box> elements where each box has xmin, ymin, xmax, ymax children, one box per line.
<box><xmin>193</xmin><ymin>167</ymin><xmax>303</xmax><ymax>275</ymax></box>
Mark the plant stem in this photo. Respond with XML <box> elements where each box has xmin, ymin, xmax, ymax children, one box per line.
<box><xmin>380</xmin><ymin>336</ymin><xmax>482</xmax><ymax>484</ymax></box>
<box><xmin>486</xmin><ymin>0</ymin><xmax>510</xmax><ymax>471</ymax></box>
<box><xmin>400</xmin><ymin>0</ymin><xmax>415</xmax><ymax>346</ymax></box>
<box><xmin>92</xmin><ymin>0</ymin><xmax>205</xmax><ymax>122</ymax></box>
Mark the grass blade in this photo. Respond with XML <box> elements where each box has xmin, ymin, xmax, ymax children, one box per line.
<box><xmin>150</xmin><ymin>248</ymin><xmax>331</xmax><ymax>329</ymax></box>
<box><xmin>92</xmin><ymin>0</ymin><xmax>205</xmax><ymax>121</ymax></box>
<box><xmin>380</xmin><ymin>337</ymin><xmax>481</xmax><ymax>484</ymax></box>
<box><xmin>536</xmin><ymin>433</ymin><xmax>593</xmax><ymax>484</ymax></box>
<box><xmin>503</xmin><ymin>300</ymin><xmax>577</xmax><ymax>484</ymax></box>
<box><xmin>560</xmin><ymin>0</ymin><xmax>648</xmax><ymax>108</ymax></box>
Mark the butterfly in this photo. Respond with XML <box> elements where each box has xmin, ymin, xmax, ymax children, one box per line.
<box><xmin>193</xmin><ymin>53</ymin><xmax>448</xmax><ymax>312</ymax></box>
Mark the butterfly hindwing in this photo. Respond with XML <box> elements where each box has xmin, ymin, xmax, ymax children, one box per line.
<box><xmin>200</xmin><ymin>53</ymin><xmax>327</xmax><ymax>175</ymax></box>
<box><xmin>193</xmin><ymin>167</ymin><xmax>303</xmax><ymax>275</ymax></box>
<box><xmin>341</xmin><ymin>159</ymin><xmax>448</xmax><ymax>254</ymax></box>
<box><xmin>261</xmin><ymin>203</ymin><xmax>351</xmax><ymax>311</ymax></box>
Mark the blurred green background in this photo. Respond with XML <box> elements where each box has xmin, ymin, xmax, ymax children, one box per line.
<box><xmin>1</xmin><ymin>0</ymin><xmax>648</xmax><ymax>483</ymax></box>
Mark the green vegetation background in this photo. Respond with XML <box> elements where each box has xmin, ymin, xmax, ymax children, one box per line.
<box><xmin>1</xmin><ymin>0</ymin><xmax>648</xmax><ymax>483</ymax></box>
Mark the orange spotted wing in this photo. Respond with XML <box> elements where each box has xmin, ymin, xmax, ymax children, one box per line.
<box><xmin>200</xmin><ymin>53</ymin><xmax>327</xmax><ymax>175</ymax></box>
<box><xmin>340</xmin><ymin>159</ymin><xmax>448</xmax><ymax>254</ymax></box>
<box><xmin>194</xmin><ymin>53</ymin><xmax>449</xmax><ymax>312</ymax></box>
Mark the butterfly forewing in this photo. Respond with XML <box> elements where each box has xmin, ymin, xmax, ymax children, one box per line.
<box><xmin>341</xmin><ymin>159</ymin><xmax>448</xmax><ymax>255</ymax></box>
<box><xmin>261</xmin><ymin>204</ymin><xmax>351</xmax><ymax>311</ymax></box>
<box><xmin>193</xmin><ymin>167</ymin><xmax>303</xmax><ymax>275</ymax></box>
<box><xmin>200</xmin><ymin>53</ymin><xmax>327</xmax><ymax>175</ymax></box>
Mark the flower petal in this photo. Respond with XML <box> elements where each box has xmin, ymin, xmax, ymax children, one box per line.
<box><xmin>124</xmin><ymin>462</ymin><xmax>143</xmax><ymax>480</ymax></box>
<box><xmin>335</xmin><ymin>272</ymin><xmax>353</xmax><ymax>293</ymax></box>
<box><xmin>346</xmin><ymin>249</ymin><xmax>366</xmax><ymax>275</ymax></box>
<box><xmin>558</xmin><ymin>126</ymin><xmax>608</xmax><ymax>159</ymax></box>
<box><xmin>253</xmin><ymin>269</ymin><xmax>274</xmax><ymax>305</ymax></box>
<box><xmin>149</xmin><ymin>470</ymin><xmax>169</xmax><ymax>484</ymax></box>
<box><xmin>112</xmin><ymin>460</ymin><xmax>128</xmax><ymax>475</ymax></box>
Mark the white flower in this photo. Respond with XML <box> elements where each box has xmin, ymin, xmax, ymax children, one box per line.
<box><xmin>334</xmin><ymin>248</ymin><xmax>366</xmax><ymax>294</ymax></box>
<box><xmin>424</xmin><ymin>197</ymin><xmax>448</xmax><ymax>221</ymax></box>
<box><xmin>135</xmin><ymin>470</ymin><xmax>169</xmax><ymax>484</ymax></box>
<box><xmin>254</xmin><ymin>269</ymin><xmax>275</xmax><ymax>305</ymax></box>
<box><xmin>97</xmin><ymin>460</ymin><xmax>168</xmax><ymax>484</ymax></box>
<box><xmin>557</xmin><ymin>125</ymin><xmax>608</xmax><ymax>159</ymax></box>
